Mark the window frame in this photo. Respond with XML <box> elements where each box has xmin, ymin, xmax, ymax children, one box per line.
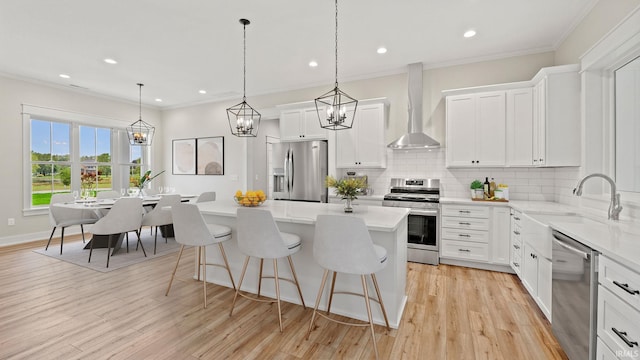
<box><xmin>22</xmin><ymin>104</ymin><xmax>150</xmax><ymax>216</ymax></box>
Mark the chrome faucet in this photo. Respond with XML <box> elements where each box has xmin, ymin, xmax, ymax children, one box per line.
<box><xmin>573</xmin><ymin>173</ymin><xmax>623</xmax><ymax>220</ymax></box>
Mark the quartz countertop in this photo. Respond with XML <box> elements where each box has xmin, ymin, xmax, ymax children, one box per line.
<box><xmin>197</xmin><ymin>199</ymin><xmax>408</xmax><ymax>232</ymax></box>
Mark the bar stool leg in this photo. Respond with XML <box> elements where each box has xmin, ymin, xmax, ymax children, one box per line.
<box><xmin>361</xmin><ymin>275</ymin><xmax>379</xmax><ymax>360</ymax></box>
<box><xmin>287</xmin><ymin>255</ymin><xmax>306</xmax><ymax>309</ymax></box>
<box><xmin>273</xmin><ymin>259</ymin><xmax>283</xmax><ymax>332</ymax></box>
<box><xmin>230</xmin><ymin>256</ymin><xmax>250</xmax><ymax>316</ymax></box>
<box><xmin>258</xmin><ymin>258</ymin><xmax>264</xmax><ymax>297</ymax></box>
<box><xmin>197</xmin><ymin>247</ymin><xmax>202</xmax><ymax>281</ymax></box>
<box><xmin>202</xmin><ymin>246</ymin><xmax>208</xmax><ymax>308</ymax></box>
<box><xmin>218</xmin><ymin>243</ymin><xmax>236</xmax><ymax>290</ymax></box>
<box><xmin>371</xmin><ymin>274</ymin><xmax>390</xmax><ymax>330</ymax></box>
<box><xmin>327</xmin><ymin>271</ymin><xmax>337</xmax><ymax>314</ymax></box>
<box><xmin>165</xmin><ymin>244</ymin><xmax>185</xmax><ymax>296</ymax></box>
<box><xmin>306</xmin><ymin>269</ymin><xmax>329</xmax><ymax>339</ymax></box>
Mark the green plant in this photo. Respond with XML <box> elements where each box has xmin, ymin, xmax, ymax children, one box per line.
<box><xmin>470</xmin><ymin>179</ymin><xmax>483</xmax><ymax>189</ymax></box>
<box><xmin>138</xmin><ymin>170</ymin><xmax>165</xmax><ymax>189</ymax></box>
<box><xmin>326</xmin><ymin>175</ymin><xmax>366</xmax><ymax>199</ymax></box>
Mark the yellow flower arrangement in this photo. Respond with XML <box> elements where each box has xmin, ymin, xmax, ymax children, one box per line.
<box><xmin>325</xmin><ymin>175</ymin><xmax>366</xmax><ymax>200</ymax></box>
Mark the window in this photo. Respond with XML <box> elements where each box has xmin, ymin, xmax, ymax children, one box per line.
<box><xmin>23</xmin><ymin>105</ymin><xmax>150</xmax><ymax>212</ymax></box>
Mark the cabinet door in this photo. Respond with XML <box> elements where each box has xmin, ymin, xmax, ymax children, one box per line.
<box><xmin>336</xmin><ymin>108</ymin><xmax>358</xmax><ymax>168</ymax></box>
<box><xmin>356</xmin><ymin>104</ymin><xmax>386</xmax><ymax>167</ymax></box>
<box><xmin>446</xmin><ymin>95</ymin><xmax>476</xmax><ymax>167</ymax></box>
<box><xmin>538</xmin><ymin>256</ymin><xmax>552</xmax><ymax>320</ymax></box>
<box><xmin>522</xmin><ymin>242</ymin><xmax>539</xmax><ymax>295</ymax></box>
<box><xmin>302</xmin><ymin>108</ymin><xmax>327</xmax><ymax>140</ymax></box>
<box><xmin>532</xmin><ymin>79</ymin><xmax>546</xmax><ymax>165</ymax></box>
<box><xmin>475</xmin><ymin>92</ymin><xmax>506</xmax><ymax>166</ymax></box>
<box><xmin>491</xmin><ymin>207</ymin><xmax>511</xmax><ymax>265</ymax></box>
<box><xmin>280</xmin><ymin>110</ymin><xmax>303</xmax><ymax>141</ymax></box>
<box><xmin>506</xmin><ymin>88</ymin><xmax>534</xmax><ymax>166</ymax></box>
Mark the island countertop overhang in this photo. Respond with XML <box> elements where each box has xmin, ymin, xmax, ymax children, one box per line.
<box><xmin>196</xmin><ymin>200</ymin><xmax>409</xmax><ymax>232</ymax></box>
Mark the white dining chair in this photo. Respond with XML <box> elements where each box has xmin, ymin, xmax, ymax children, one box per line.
<box><xmin>166</xmin><ymin>203</ymin><xmax>236</xmax><ymax>308</ymax></box>
<box><xmin>95</xmin><ymin>190</ymin><xmax>120</xmax><ymax>217</ymax></box>
<box><xmin>230</xmin><ymin>208</ymin><xmax>306</xmax><ymax>332</ymax></box>
<box><xmin>141</xmin><ymin>194</ymin><xmax>181</xmax><ymax>254</ymax></box>
<box><xmin>196</xmin><ymin>191</ymin><xmax>216</xmax><ymax>203</ymax></box>
<box><xmin>306</xmin><ymin>215</ymin><xmax>390</xmax><ymax>360</ymax></box>
<box><xmin>89</xmin><ymin>197</ymin><xmax>145</xmax><ymax>268</ymax></box>
<box><xmin>45</xmin><ymin>193</ymin><xmax>99</xmax><ymax>255</ymax></box>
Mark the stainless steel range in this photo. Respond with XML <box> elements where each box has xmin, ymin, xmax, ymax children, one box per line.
<box><xmin>383</xmin><ymin>178</ymin><xmax>440</xmax><ymax>265</ymax></box>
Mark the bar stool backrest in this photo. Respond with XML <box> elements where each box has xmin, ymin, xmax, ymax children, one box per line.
<box><xmin>196</xmin><ymin>191</ymin><xmax>216</xmax><ymax>203</ymax></box>
<box><xmin>314</xmin><ymin>215</ymin><xmax>384</xmax><ymax>275</ymax></box>
<box><xmin>171</xmin><ymin>203</ymin><xmax>217</xmax><ymax>247</ymax></box>
<box><xmin>236</xmin><ymin>208</ymin><xmax>289</xmax><ymax>259</ymax></box>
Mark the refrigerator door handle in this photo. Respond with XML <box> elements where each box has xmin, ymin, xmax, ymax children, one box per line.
<box><xmin>290</xmin><ymin>151</ymin><xmax>294</xmax><ymax>191</ymax></box>
<box><xmin>284</xmin><ymin>149</ymin><xmax>290</xmax><ymax>193</ymax></box>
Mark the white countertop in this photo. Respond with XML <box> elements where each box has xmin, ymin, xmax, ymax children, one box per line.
<box><xmin>197</xmin><ymin>199</ymin><xmax>409</xmax><ymax>232</ymax></box>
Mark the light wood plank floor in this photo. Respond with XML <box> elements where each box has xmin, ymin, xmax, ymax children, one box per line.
<box><xmin>0</xmin><ymin>236</ymin><xmax>567</xmax><ymax>359</ymax></box>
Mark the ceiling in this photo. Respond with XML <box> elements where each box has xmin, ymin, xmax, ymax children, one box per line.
<box><xmin>0</xmin><ymin>0</ymin><xmax>597</xmax><ymax>108</ymax></box>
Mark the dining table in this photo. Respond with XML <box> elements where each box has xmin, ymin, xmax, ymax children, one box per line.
<box><xmin>53</xmin><ymin>194</ymin><xmax>196</xmax><ymax>254</ymax></box>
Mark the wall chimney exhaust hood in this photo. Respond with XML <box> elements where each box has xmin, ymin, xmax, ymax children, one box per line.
<box><xmin>387</xmin><ymin>62</ymin><xmax>440</xmax><ymax>150</ymax></box>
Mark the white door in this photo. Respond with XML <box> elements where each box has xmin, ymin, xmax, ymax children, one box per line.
<box><xmin>475</xmin><ymin>91</ymin><xmax>506</xmax><ymax>166</ymax></box>
<box><xmin>446</xmin><ymin>95</ymin><xmax>476</xmax><ymax>167</ymax></box>
<box><xmin>506</xmin><ymin>88</ymin><xmax>534</xmax><ymax>166</ymax></box>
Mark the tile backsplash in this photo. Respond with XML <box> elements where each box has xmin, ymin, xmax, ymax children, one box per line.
<box><xmin>339</xmin><ymin>148</ymin><xmax>579</xmax><ymax>202</ymax></box>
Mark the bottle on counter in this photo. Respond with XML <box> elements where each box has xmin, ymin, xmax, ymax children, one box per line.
<box><xmin>489</xmin><ymin>178</ymin><xmax>496</xmax><ymax>198</ymax></box>
<box><xmin>483</xmin><ymin>177</ymin><xmax>490</xmax><ymax>199</ymax></box>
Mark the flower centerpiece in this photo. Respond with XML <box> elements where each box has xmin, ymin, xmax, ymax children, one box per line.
<box><xmin>326</xmin><ymin>175</ymin><xmax>367</xmax><ymax>213</ymax></box>
<box><xmin>80</xmin><ymin>172</ymin><xmax>96</xmax><ymax>199</ymax></box>
<box><xmin>136</xmin><ymin>170</ymin><xmax>165</xmax><ymax>196</ymax></box>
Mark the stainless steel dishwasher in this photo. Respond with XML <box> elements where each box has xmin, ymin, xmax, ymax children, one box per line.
<box><xmin>551</xmin><ymin>230</ymin><xmax>599</xmax><ymax>360</ymax></box>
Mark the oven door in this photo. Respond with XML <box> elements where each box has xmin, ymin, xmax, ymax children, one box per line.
<box><xmin>407</xmin><ymin>208</ymin><xmax>439</xmax><ymax>251</ymax></box>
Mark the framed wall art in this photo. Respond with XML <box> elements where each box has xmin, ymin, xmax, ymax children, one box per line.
<box><xmin>172</xmin><ymin>138</ymin><xmax>196</xmax><ymax>175</ymax></box>
<box><xmin>197</xmin><ymin>136</ymin><xmax>224</xmax><ymax>175</ymax></box>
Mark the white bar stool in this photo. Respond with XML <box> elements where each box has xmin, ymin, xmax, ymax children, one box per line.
<box><xmin>306</xmin><ymin>214</ymin><xmax>390</xmax><ymax>360</ymax></box>
<box><xmin>230</xmin><ymin>208</ymin><xmax>306</xmax><ymax>332</ymax></box>
<box><xmin>166</xmin><ymin>203</ymin><xmax>236</xmax><ymax>308</ymax></box>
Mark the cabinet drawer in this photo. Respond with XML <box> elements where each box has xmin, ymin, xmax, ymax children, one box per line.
<box><xmin>442</xmin><ymin>205</ymin><xmax>489</xmax><ymax>219</ymax></box>
<box><xmin>596</xmin><ymin>338</ymin><xmax>622</xmax><ymax>360</ymax></box>
<box><xmin>441</xmin><ymin>227</ymin><xmax>488</xmax><ymax>243</ymax></box>
<box><xmin>442</xmin><ymin>216</ymin><xmax>490</xmax><ymax>231</ymax></box>
<box><xmin>511</xmin><ymin>251</ymin><xmax>522</xmax><ymax>275</ymax></box>
<box><xmin>441</xmin><ymin>240</ymin><xmax>489</xmax><ymax>262</ymax></box>
<box><xmin>598</xmin><ymin>286</ymin><xmax>640</xmax><ymax>357</ymax></box>
<box><xmin>599</xmin><ymin>256</ymin><xmax>640</xmax><ymax>311</ymax></box>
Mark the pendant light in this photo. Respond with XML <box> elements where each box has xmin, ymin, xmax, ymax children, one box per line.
<box><xmin>227</xmin><ymin>18</ymin><xmax>261</xmax><ymax>137</ymax></box>
<box><xmin>315</xmin><ymin>0</ymin><xmax>357</xmax><ymax>131</ymax></box>
<box><xmin>127</xmin><ymin>83</ymin><xmax>155</xmax><ymax>145</ymax></box>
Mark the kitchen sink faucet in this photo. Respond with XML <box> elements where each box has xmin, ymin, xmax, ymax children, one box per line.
<box><xmin>573</xmin><ymin>173</ymin><xmax>623</xmax><ymax>220</ymax></box>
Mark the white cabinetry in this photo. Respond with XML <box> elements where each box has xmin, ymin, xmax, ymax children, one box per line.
<box><xmin>506</xmin><ymin>88</ymin><xmax>534</xmax><ymax>166</ymax></box>
<box><xmin>519</xmin><ymin>213</ymin><xmax>552</xmax><ymax>320</ymax></box>
<box><xmin>446</xmin><ymin>91</ymin><xmax>506</xmax><ymax>168</ymax></box>
<box><xmin>336</xmin><ymin>100</ymin><xmax>387</xmax><ymax>168</ymax></box>
<box><xmin>278</xmin><ymin>103</ymin><xmax>327</xmax><ymax>141</ymax></box>
<box><xmin>597</xmin><ymin>255</ymin><xmax>640</xmax><ymax>359</ymax></box>
<box><xmin>531</xmin><ymin>65</ymin><xmax>581</xmax><ymax>167</ymax></box>
<box><xmin>510</xmin><ymin>209</ymin><xmax>524</xmax><ymax>276</ymax></box>
<box><xmin>440</xmin><ymin>204</ymin><xmax>510</xmax><ymax>269</ymax></box>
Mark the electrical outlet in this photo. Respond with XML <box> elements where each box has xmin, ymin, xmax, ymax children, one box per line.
<box><xmin>8</xmin><ymin>218</ymin><xmax>15</xmax><ymax>226</ymax></box>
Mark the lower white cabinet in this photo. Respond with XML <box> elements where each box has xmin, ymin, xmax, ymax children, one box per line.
<box><xmin>510</xmin><ymin>209</ymin><xmax>523</xmax><ymax>277</ymax></box>
<box><xmin>440</xmin><ymin>204</ymin><xmax>510</xmax><ymax>268</ymax></box>
<box><xmin>597</xmin><ymin>255</ymin><xmax>640</xmax><ymax>359</ymax></box>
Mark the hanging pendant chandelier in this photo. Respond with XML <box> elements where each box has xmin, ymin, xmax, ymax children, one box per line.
<box><xmin>127</xmin><ymin>83</ymin><xmax>155</xmax><ymax>146</ymax></box>
<box><xmin>227</xmin><ymin>18</ymin><xmax>261</xmax><ymax>137</ymax></box>
<box><xmin>315</xmin><ymin>0</ymin><xmax>357</xmax><ymax>131</ymax></box>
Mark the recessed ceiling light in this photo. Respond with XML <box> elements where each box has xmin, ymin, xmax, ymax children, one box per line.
<box><xmin>377</xmin><ymin>47</ymin><xmax>387</xmax><ymax>54</ymax></box>
<box><xmin>464</xmin><ymin>29</ymin><xmax>476</xmax><ymax>38</ymax></box>
<box><xmin>309</xmin><ymin>61</ymin><xmax>318</xmax><ymax>67</ymax></box>
<box><xmin>155</xmin><ymin>98</ymin><xmax>162</xmax><ymax>102</ymax></box>
<box><xmin>104</xmin><ymin>58</ymin><xmax>118</xmax><ymax>64</ymax></box>
<box><xmin>59</xmin><ymin>74</ymin><xmax>70</xmax><ymax>79</ymax></box>
<box><xmin>199</xmin><ymin>90</ymin><xmax>207</xmax><ymax>94</ymax></box>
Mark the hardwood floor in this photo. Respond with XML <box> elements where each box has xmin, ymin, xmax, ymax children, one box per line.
<box><xmin>0</xmin><ymin>237</ymin><xmax>567</xmax><ymax>359</ymax></box>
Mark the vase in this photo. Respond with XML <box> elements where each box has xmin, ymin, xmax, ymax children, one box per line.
<box><xmin>138</xmin><ymin>188</ymin><xmax>146</xmax><ymax>198</ymax></box>
<box><xmin>344</xmin><ymin>197</ymin><xmax>353</xmax><ymax>213</ymax></box>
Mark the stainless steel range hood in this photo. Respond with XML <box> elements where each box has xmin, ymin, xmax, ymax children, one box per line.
<box><xmin>387</xmin><ymin>63</ymin><xmax>440</xmax><ymax>149</ymax></box>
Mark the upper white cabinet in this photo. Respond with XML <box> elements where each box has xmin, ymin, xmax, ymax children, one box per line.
<box><xmin>443</xmin><ymin>64</ymin><xmax>580</xmax><ymax>168</ymax></box>
<box><xmin>277</xmin><ymin>102</ymin><xmax>327</xmax><ymax>142</ymax></box>
<box><xmin>336</xmin><ymin>99</ymin><xmax>388</xmax><ymax>169</ymax></box>
<box><xmin>446</xmin><ymin>91</ymin><xmax>506</xmax><ymax>167</ymax></box>
<box><xmin>531</xmin><ymin>65</ymin><xmax>581</xmax><ymax>167</ymax></box>
<box><xmin>506</xmin><ymin>88</ymin><xmax>534</xmax><ymax>166</ymax></box>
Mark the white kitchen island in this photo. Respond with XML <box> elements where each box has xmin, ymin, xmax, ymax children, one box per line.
<box><xmin>196</xmin><ymin>200</ymin><xmax>409</xmax><ymax>328</ymax></box>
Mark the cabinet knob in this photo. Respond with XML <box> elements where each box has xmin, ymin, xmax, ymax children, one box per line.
<box><xmin>513</xmin><ymin>262</ymin><xmax>520</xmax><ymax>267</ymax></box>
<box><xmin>471</xmin><ymin>160</ymin><xmax>476</xmax><ymax>164</ymax></box>
<box><xmin>458</xmin><ymin>249</ymin><xmax>471</xmax><ymax>253</ymax></box>
<box><xmin>533</xmin><ymin>159</ymin><xmax>538</xmax><ymax>163</ymax></box>
<box><xmin>539</xmin><ymin>158</ymin><xmax>543</xmax><ymax>162</ymax></box>
<box><xmin>530</xmin><ymin>253</ymin><xmax>537</xmax><ymax>259</ymax></box>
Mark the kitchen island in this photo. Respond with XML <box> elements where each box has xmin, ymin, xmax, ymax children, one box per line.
<box><xmin>196</xmin><ymin>200</ymin><xmax>409</xmax><ymax>328</ymax></box>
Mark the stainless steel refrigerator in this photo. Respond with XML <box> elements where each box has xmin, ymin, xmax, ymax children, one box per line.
<box><xmin>270</xmin><ymin>140</ymin><xmax>328</xmax><ymax>202</ymax></box>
